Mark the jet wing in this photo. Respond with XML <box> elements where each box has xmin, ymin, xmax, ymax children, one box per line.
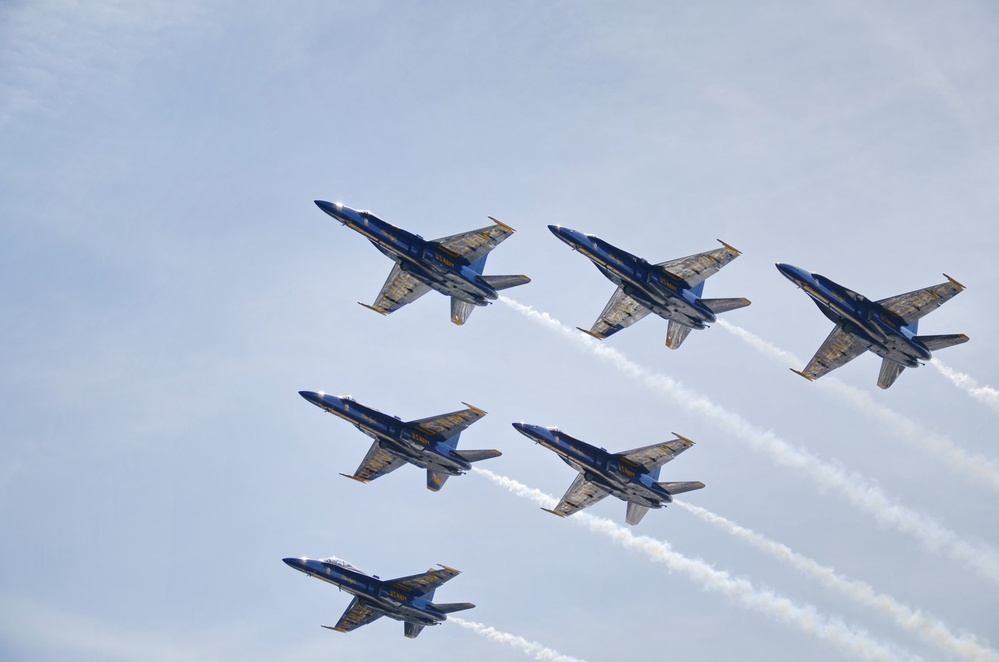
<box><xmin>876</xmin><ymin>276</ymin><xmax>965</xmax><ymax>326</ymax></box>
<box><xmin>580</xmin><ymin>287</ymin><xmax>651</xmax><ymax>340</ymax></box>
<box><xmin>409</xmin><ymin>404</ymin><xmax>487</xmax><ymax>442</ymax></box>
<box><xmin>345</xmin><ymin>441</ymin><xmax>409</xmax><ymax>482</ymax></box>
<box><xmin>364</xmin><ymin>263</ymin><xmax>432</xmax><ymax>315</ymax></box>
<box><xmin>656</xmin><ymin>240</ymin><xmax>741</xmax><ymax>288</ymax></box>
<box><xmin>326</xmin><ymin>597</ymin><xmax>383</xmax><ymax>633</ymax></box>
<box><xmin>390</xmin><ymin>565</ymin><xmax>461</xmax><ymax>597</ymax></box>
<box><xmin>432</xmin><ymin>218</ymin><xmax>515</xmax><ymax>265</ymax></box>
<box><xmin>795</xmin><ymin>324</ymin><xmax>868</xmax><ymax>381</ymax></box>
<box><xmin>546</xmin><ymin>473</ymin><xmax>611</xmax><ymax>518</ymax></box>
<box><xmin>617</xmin><ymin>434</ymin><xmax>695</xmax><ymax>471</ymax></box>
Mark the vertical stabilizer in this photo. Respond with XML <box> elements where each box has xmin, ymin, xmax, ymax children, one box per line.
<box><xmin>451</xmin><ymin>298</ymin><xmax>475</xmax><ymax>325</ymax></box>
<box><xmin>877</xmin><ymin>358</ymin><xmax>905</xmax><ymax>389</ymax></box>
<box><xmin>625</xmin><ymin>502</ymin><xmax>650</xmax><ymax>526</ymax></box>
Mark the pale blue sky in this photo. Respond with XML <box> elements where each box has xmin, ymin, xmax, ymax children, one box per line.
<box><xmin>2</xmin><ymin>1</ymin><xmax>998</xmax><ymax>660</ymax></box>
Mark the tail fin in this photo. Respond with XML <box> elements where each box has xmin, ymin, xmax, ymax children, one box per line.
<box><xmin>451</xmin><ymin>448</ymin><xmax>502</xmax><ymax>463</ymax></box>
<box><xmin>468</xmin><ymin>255</ymin><xmax>488</xmax><ymax>275</ymax></box>
<box><xmin>699</xmin><ymin>297</ymin><xmax>751</xmax><ymax>315</ymax></box>
<box><xmin>479</xmin><ymin>274</ymin><xmax>531</xmax><ymax>291</ymax></box>
<box><xmin>434</xmin><ymin>602</ymin><xmax>476</xmax><ymax>614</ymax></box>
<box><xmin>404</xmin><ymin>622</ymin><xmax>425</xmax><ymax>639</ymax></box>
<box><xmin>451</xmin><ymin>298</ymin><xmax>476</xmax><ymax>325</ymax></box>
<box><xmin>625</xmin><ymin>502</ymin><xmax>650</xmax><ymax>526</ymax></box>
<box><xmin>877</xmin><ymin>358</ymin><xmax>905</xmax><ymax>389</ymax></box>
<box><xmin>915</xmin><ymin>333</ymin><xmax>970</xmax><ymax>351</ymax></box>
<box><xmin>655</xmin><ymin>481</ymin><xmax>705</xmax><ymax>495</ymax></box>
<box><xmin>665</xmin><ymin>321</ymin><xmax>693</xmax><ymax>349</ymax></box>
<box><xmin>427</xmin><ymin>470</ymin><xmax>450</xmax><ymax>492</ymax></box>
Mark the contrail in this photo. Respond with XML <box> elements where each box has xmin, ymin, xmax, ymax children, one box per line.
<box><xmin>449</xmin><ymin>616</ymin><xmax>586</xmax><ymax>662</ymax></box>
<box><xmin>674</xmin><ymin>501</ymin><xmax>999</xmax><ymax>662</ymax></box>
<box><xmin>474</xmin><ymin>468</ymin><xmax>917</xmax><ymax>662</ymax></box>
<box><xmin>499</xmin><ymin>297</ymin><xmax>999</xmax><ymax>584</ymax></box>
<box><xmin>930</xmin><ymin>359</ymin><xmax>999</xmax><ymax>414</ymax></box>
<box><xmin>716</xmin><ymin>319</ymin><xmax>999</xmax><ymax>493</ymax></box>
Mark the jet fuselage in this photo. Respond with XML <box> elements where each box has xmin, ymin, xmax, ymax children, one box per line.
<box><xmin>315</xmin><ymin>201</ymin><xmax>497</xmax><ymax>306</ymax></box>
<box><xmin>513</xmin><ymin>423</ymin><xmax>671</xmax><ymax>508</ymax></box>
<box><xmin>299</xmin><ymin>391</ymin><xmax>472</xmax><ymax>475</ymax></box>
<box><xmin>283</xmin><ymin>557</ymin><xmax>443</xmax><ymax>626</ymax></box>
<box><xmin>549</xmin><ymin>225</ymin><xmax>715</xmax><ymax>329</ymax></box>
<box><xmin>776</xmin><ymin>263</ymin><xmax>931</xmax><ymax>368</ymax></box>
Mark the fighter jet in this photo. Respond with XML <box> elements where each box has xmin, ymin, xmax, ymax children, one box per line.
<box><xmin>512</xmin><ymin>422</ymin><xmax>704</xmax><ymax>525</ymax></box>
<box><xmin>776</xmin><ymin>263</ymin><xmax>969</xmax><ymax>389</ymax></box>
<box><xmin>549</xmin><ymin>225</ymin><xmax>750</xmax><ymax>349</ymax></box>
<box><xmin>299</xmin><ymin>391</ymin><xmax>501</xmax><ymax>490</ymax></box>
<box><xmin>283</xmin><ymin>556</ymin><xmax>474</xmax><ymax>638</ymax></box>
<box><xmin>315</xmin><ymin>200</ymin><xmax>530</xmax><ymax>324</ymax></box>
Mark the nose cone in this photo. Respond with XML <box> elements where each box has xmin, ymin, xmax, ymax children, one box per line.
<box><xmin>512</xmin><ymin>422</ymin><xmax>549</xmax><ymax>441</ymax></box>
<box><xmin>299</xmin><ymin>390</ymin><xmax>326</xmax><ymax>408</ymax></box>
<box><xmin>775</xmin><ymin>262</ymin><xmax>809</xmax><ymax>284</ymax></box>
<box><xmin>548</xmin><ymin>224</ymin><xmax>581</xmax><ymax>246</ymax></box>
<box><xmin>283</xmin><ymin>557</ymin><xmax>309</xmax><ymax>573</ymax></box>
<box><xmin>314</xmin><ymin>200</ymin><xmax>342</xmax><ymax>218</ymax></box>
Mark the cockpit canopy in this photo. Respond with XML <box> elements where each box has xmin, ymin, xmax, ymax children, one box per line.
<box><xmin>321</xmin><ymin>556</ymin><xmax>361</xmax><ymax>572</ymax></box>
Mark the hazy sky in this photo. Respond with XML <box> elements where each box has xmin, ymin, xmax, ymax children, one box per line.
<box><xmin>2</xmin><ymin>1</ymin><xmax>998</xmax><ymax>661</ymax></box>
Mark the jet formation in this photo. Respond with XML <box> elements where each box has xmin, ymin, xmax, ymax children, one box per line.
<box><xmin>283</xmin><ymin>556</ymin><xmax>474</xmax><ymax>638</ymax></box>
<box><xmin>513</xmin><ymin>423</ymin><xmax>704</xmax><ymax>525</ymax></box>
<box><xmin>549</xmin><ymin>225</ymin><xmax>750</xmax><ymax>349</ymax></box>
<box><xmin>314</xmin><ymin>200</ymin><xmax>530</xmax><ymax>325</ymax></box>
<box><xmin>299</xmin><ymin>391</ymin><xmax>500</xmax><ymax>491</ymax></box>
<box><xmin>776</xmin><ymin>263</ymin><xmax>968</xmax><ymax>389</ymax></box>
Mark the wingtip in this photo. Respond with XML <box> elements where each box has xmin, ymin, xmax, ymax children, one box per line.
<box><xmin>716</xmin><ymin>239</ymin><xmax>742</xmax><ymax>255</ymax></box>
<box><xmin>437</xmin><ymin>563</ymin><xmax>461</xmax><ymax>574</ymax></box>
<box><xmin>670</xmin><ymin>432</ymin><xmax>695</xmax><ymax>445</ymax></box>
<box><xmin>358</xmin><ymin>302</ymin><xmax>389</xmax><ymax>315</ymax></box>
<box><xmin>460</xmin><ymin>402</ymin><xmax>488</xmax><ymax>416</ymax></box>
<box><xmin>339</xmin><ymin>473</ymin><xmax>371</xmax><ymax>483</ymax></box>
<box><xmin>790</xmin><ymin>368</ymin><xmax>815</xmax><ymax>381</ymax></box>
<box><xmin>541</xmin><ymin>507</ymin><xmax>567</xmax><ymax>518</ymax></box>
<box><xmin>487</xmin><ymin>216</ymin><xmax>515</xmax><ymax>232</ymax></box>
<box><xmin>576</xmin><ymin>327</ymin><xmax>605</xmax><ymax>340</ymax></box>
<box><xmin>943</xmin><ymin>273</ymin><xmax>966</xmax><ymax>291</ymax></box>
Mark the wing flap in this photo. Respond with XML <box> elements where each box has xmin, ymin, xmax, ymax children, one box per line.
<box><xmin>545</xmin><ymin>474</ymin><xmax>611</xmax><ymax>518</ymax></box>
<box><xmin>433</xmin><ymin>218</ymin><xmax>516</xmax><ymax>265</ymax></box>
<box><xmin>328</xmin><ymin>597</ymin><xmax>382</xmax><ymax>633</ymax></box>
<box><xmin>409</xmin><ymin>404</ymin><xmax>487</xmax><ymax>442</ymax></box>
<box><xmin>348</xmin><ymin>441</ymin><xmax>408</xmax><ymax>482</ymax></box>
<box><xmin>656</xmin><ymin>240</ymin><xmax>742</xmax><ymax>288</ymax></box>
<box><xmin>618</xmin><ymin>435</ymin><xmax>695</xmax><ymax>471</ymax></box>
<box><xmin>795</xmin><ymin>325</ymin><xmax>867</xmax><ymax>381</ymax></box>
<box><xmin>366</xmin><ymin>263</ymin><xmax>432</xmax><ymax>314</ymax></box>
<box><xmin>390</xmin><ymin>565</ymin><xmax>461</xmax><ymax>597</ymax></box>
<box><xmin>876</xmin><ymin>276</ymin><xmax>965</xmax><ymax>326</ymax></box>
<box><xmin>582</xmin><ymin>287</ymin><xmax>651</xmax><ymax>340</ymax></box>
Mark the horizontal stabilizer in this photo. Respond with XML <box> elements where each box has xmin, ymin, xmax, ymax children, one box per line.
<box><xmin>404</xmin><ymin>622</ymin><xmax>425</xmax><ymax>639</ymax></box>
<box><xmin>699</xmin><ymin>297</ymin><xmax>751</xmax><ymax>315</ymax></box>
<box><xmin>434</xmin><ymin>602</ymin><xmax>476</xmax><ymax>614</ymax></box>
<box><xmin>625</xmin><ymin>501</ymin><xmax>650</xmax><ymax>526</ymax></box>
<box><xmin>655</xmin><ymin>481</ymin><xmax>705</xmax><ymax>495</ymax></box>
<box><xmin>479</xmin><ymin>274</ymin><xmax>531</xmax><ymax>291</ymax></box>
<box><xmin>877</xmin><ymin>358</ymin><xmax>905</xmax><ymax>390</ymax></box>
<box><xmin>451</xmin><ymin>448</ymin><xmax>502</xmax><ymax>463</ymax></box>
<box><xmin>915</xmin><ymin>333</ymin><xmax>970</xmax><ymax>351</ymax></box>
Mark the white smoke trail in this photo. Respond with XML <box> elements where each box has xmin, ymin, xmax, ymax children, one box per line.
<box><xmin>499</xmin><ymin>297</ymin><xmax>999</xmax><ymax>584</ymax></box>
<box><xmin>474</xmin><ymin>468</ymin><xmax>917</xmax><ymax>662</ymax></box>
<box><xmin>449</xmin><ymin>617</ymin><xmax>586</xmax><ymax>662</ymax></box>
<box><xmin>674</xmin><ymin>501</ymin><xmax>999</xmax><ymax>662</ymax></box>
<box><xmin>716</xmin><ymin>319</ymin><xmax>999</xmax><ymax>493</ymax></box>
<box><xmin>930</xmin><ymin>359</ymin><xmax>999</xmax><ymax>414</ymax></box>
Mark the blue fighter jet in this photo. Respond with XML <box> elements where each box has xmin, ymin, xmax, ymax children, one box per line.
<box><xmin>283</xmin><ymin>556</ymin><xmax>474</xmax><ymax>638</ymax></box>
<box><xmin>549</xmin><ymin>226</ymin><xmax>750</xmax><ymax>349</ymax></box>
<box><xmin>299</xmin><ymin>391</ymin><xmax>501</xmax><ymax>490</ymax></box>
<box><xmin>512</xmin><ymin>422</ymin><xmax>704</xmax><ymax>525</ymax></box>
<box><xmin>776</xmin><ymin>263</ymin><xmax>969</xmax><ymax>389</ymax></box>
<box><xmin>315</xmin><ymin>200</ymin><xmax>530</xmax><ymax>324</ymax></box>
